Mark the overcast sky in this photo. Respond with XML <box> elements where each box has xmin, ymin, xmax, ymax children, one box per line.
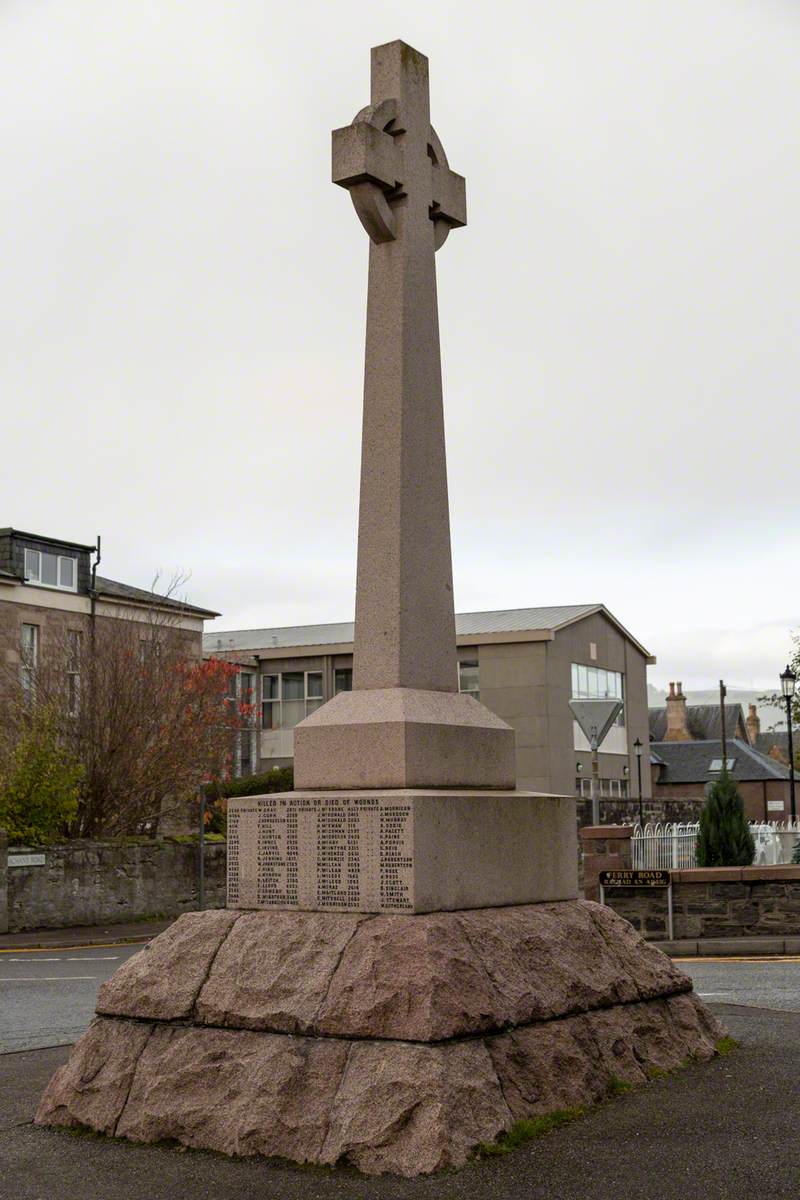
<box><xmin>2</xmin><ymin>1</ymin><xmax>798</xmax><ymax>690</ymax></box>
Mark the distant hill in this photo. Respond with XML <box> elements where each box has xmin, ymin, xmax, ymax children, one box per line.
<box><xmin>647</xmin><ymin>685</ymin><xmax>786</xmax><ymax>732</ymax></box>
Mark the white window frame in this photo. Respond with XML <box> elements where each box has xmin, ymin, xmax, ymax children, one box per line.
<box><xmin>66</xmin><ymin>629</ymin><xmax>81</xmax><ymax>718</ymax></box>
<box><xmin>21</xmin><ymin>622</ymin><xmax>39</xmax><ymax>700</ymax></box>
<box><xmin>24</xmin><ymin>548</ymin><xmax>78</xmax><ymax>593</ymax></box>
<box><xmin>261</xmin><ymin>670</ymin><xmax>324</xmax><ymax>731</ymax></box>
<box><xmin>576</xmin><ymin>777</ymin><xmax>628</xmax><ymax>799</ymax></box>
<box><xmin>236</xmin><ymin>671</ymin><xmax>257</xmax><ymax>776</ymax></box>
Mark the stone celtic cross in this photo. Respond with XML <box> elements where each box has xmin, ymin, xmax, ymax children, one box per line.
<box><xmin>296</xmin><ymin>41</ymin><xmax>512</xmax><ymax>789</ymax></box>
<box><xmin>331</xmin><ymin>41</ymin><xmax>467</xmax><ymax>695</ymax></box>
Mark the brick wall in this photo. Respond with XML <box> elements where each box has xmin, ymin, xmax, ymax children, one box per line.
<box><xmin>652</xmin><ymin>778</ymin><xmax>790</xmax><ymax>822</ymax></box>
<box><xmin>0</xmin><ymin>838</ymin><xmax>226</xmax><ymax>932</ymax></box>
<box><xmin>579</xmin><ymin>825</ymin><xmax>633</xmax><ymax>901</ymax></box>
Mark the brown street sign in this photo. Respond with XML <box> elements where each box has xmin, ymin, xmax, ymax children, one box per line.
<box><xmin>599</xmin><ymin>869</ymin><xmax>671</xmax><ymax>888</ymax></box>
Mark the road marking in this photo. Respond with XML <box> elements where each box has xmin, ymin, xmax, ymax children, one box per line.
<box><xmin>67</xmin><ymin>956</ymin><xmax>118</xmax><ymax>961</ymax></box>
<box><xmin>675</xmin><ymin>956</ymin><xmax>800</xmax><ymax>964</ymax></box>
<box><xmin>0</xmin><ymin>976</ymin><xmax>97</xmax><ymax>982</ymax></box>
<box><xmin>1</xmin><ymin>956</ymin><xmax>119</xmax><ymax>963</ymax></box>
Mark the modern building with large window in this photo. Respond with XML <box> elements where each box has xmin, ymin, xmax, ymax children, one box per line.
<box><xmin>205</xmin><ymin>604</ymin><xmax>655</xmax><ymax>799</ymax></box>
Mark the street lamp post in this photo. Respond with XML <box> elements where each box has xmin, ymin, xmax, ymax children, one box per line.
<box><xmin>634</xmin><ymin>737</ymin><xmax>644</xmax><ymax>828</ymax></box>
<box><xmin>781</xmin><ymin>666</ymin><xmax>797</xmax><ymax>823</ymax></box>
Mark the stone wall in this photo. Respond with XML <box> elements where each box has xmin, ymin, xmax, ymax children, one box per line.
<box><xmin>576</xmin><ymin>796</ymin><xmax>704</xmax><ymax>829</ymax></box>
<box><xmin>0</xmin><ymin>837</ymin><xmax>226</xmax><ymax>933</ymax></box>
<box><xmin>0</xmin><ymin>830</ymin><xmax>8</xmax><ymax>933</ymax></box>
<box><xmin>603</xmin><ymin>867</ymin><xmax>800</xmax><ymax>941</ymax></box>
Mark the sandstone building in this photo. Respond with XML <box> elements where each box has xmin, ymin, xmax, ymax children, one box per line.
<box><xmin>0</xmin><ymin>527</ymin><xmax>218</xmax><ymax>707</ymax></box>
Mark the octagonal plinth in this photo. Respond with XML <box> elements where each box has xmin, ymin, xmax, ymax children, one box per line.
<box><xmin>293</xmin><ymin>688</ymin><xmax>516</xmax><ymax>791</ymax></box>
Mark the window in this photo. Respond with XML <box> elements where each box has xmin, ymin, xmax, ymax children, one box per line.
<box><xmin>67</xmin><ymin>630</ymin><xmax>81</xmax><ymax>717</ymax></box>
<box><xmin>575</xmin><ymin>777</ymin><xmax>628</xmax><ymax>799</ymax></box>
<box><xmin>239</xmin><ymin>671</ymin><xmax>255</xmax><ymax>707</ymax></box>
<box><xmin>240</xmin><ymin>728</ymin><xmax>254</xmax><ymax>775</ymax></box>
<box><xmin>139</xmin><ymin>637</ymin><xmax>162</xmax><ymax>663</ymax></box>
<box><xmin>24</xmin><ymin>549</ymin><xmax>77</xmax><ymax>592</ymax></box>
<box><xmin>261</xmin><ymin>671</ymin><xmax>324</xmax><ymax>730</ymax></box>
<box><xmin>261</xmin><ymin>673</ymin><xmax>280</xmax><ymax>729</ymax></box>
<box><xmin>334</xmin><ymin>668</ymin><xmax>352</xmax><ymax>694</ymax></box>
<box><xmin>571</xmin><ymin>662</ymin><xmax>625</xmax><ymax>725</ymax></box>
<box><xmin>709</xmin><ymin>758</ymin><xmax>735</xmax><ymax>772</ymax></box>
<box><xmin>21</xmin><ymin>623</ymin><xmax>39</xmax><ymax>700</ymax></box>
<box><xmin>458</xmin><ymin>659</ymin><xmax>480</xmax><ymax>701</ymax></box>
<box><xmin>238</xmin><ymin>674</ymin><xmax>256</xmax><ymax>776</ymax></box>
<box><xmin>225</xmin><ymin>671</ymin><xmax>257</xmax><ymax>776</ymax></box>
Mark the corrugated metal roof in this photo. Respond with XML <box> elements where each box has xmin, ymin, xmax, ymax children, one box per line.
<box><xmin>203</xmin><ymin>604</ymin><xmax>629</xmax><ymax>654</ymax></box>
<box><xmin>455</xmin><ymin>604</ymin><xmax>601</xmax><ymax>634</ymax></box>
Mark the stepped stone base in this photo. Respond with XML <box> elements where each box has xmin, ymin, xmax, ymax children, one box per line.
<box><xmin>36</xmin><ymin>902</ymin><xmax>726</xmax><ymax>1177</ymax></box>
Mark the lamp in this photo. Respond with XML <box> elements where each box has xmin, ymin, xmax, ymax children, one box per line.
<box><xmin>780</xmin><ymin>667</ymin><xmax>796</xmax><ymax>823</ymax></box>
<box><xmin>633</xmin><ymin>737</ymin><xmax>644</xmax><ymax>828</ymax></box>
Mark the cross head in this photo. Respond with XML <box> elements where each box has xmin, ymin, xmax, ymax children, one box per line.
<box><xmin>332</xmin><ymin>41</ymin><xmax>466</xmax><ymax>250</ymax></box>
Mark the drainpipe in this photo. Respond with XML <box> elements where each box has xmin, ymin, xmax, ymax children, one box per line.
<box><xmin>89</xmin><ymin>534</ymin><xmax>102</xmax><ymax>648</ymax></box>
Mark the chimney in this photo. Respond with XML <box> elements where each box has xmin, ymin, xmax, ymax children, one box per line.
<box><xmin>664</xmin><ymin>681</ymin><xmax>691</xmax><ymax>741</ymax></box>
<box><xmin>745</xmin><ymin>703</ymin><xmax>761</xmax><ymax>745</ymax></box>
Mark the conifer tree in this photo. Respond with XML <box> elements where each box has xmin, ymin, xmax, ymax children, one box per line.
<box><xmin>696</xmin><ymin>770</ymin><xmax>755</xmax><ymax>867</ymax></box>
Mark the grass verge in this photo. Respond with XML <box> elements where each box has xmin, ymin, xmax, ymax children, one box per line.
<box><xmin>474</xmin><ymin>1108</ymin><xmax>585</xmax><ymax>1158</ymax></box>
<box><xmin>714</xmin><ymin>1035</ymin><xmax>739</xmax><ymax>1056</ymax></box>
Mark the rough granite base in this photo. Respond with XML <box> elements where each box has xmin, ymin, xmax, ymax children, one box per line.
<box><xmin>36</xmin><ymin>901</ymin><xmax>726</xmax><ymax>1177</ymax></box>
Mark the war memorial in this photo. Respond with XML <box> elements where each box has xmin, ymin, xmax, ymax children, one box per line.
<box><xmin>36</xmin><ymin>41</ymin><xmax>724</xmax><ymax>1176</ymax></box>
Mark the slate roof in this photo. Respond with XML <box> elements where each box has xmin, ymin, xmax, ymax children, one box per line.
<box><xmin>204</xmin><ymin>604</ymin><xmax>652</xmax><ymax>656</ymax></box>
<box><xmin>649</xmin><ymin>704</ymin><xmax>744</xmax><ymax>743</ymax></box>
<box><xmin>95</xmin><ymin>577</ymin><xmax>219</xmax><ymax>618</ymax></box>
<box><xmin>755</xmin><ymin>731</ymin><xmax>791</xmax><ymax>762</ymax></box>
<box><xmin>650</xmin><ymin>738</ymin><xmax>790</xmax><ymax>784</ymax></box>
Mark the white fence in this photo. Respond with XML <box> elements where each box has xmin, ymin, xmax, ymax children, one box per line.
<box><xmin>631</xmin><ymin>820</ymin><xmax>800</xmax><ymax>870</ymax></box>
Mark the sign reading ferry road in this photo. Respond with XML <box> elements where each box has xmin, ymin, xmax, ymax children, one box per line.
<box><xmin>598</xmin><ymin>868</ymin><xmax>674</xmax><ymax>939</ymax></box>
<box><xmin>599</xmin><ymin>869</ymin><xmax>671</xmax><ymax>888</ymax></box>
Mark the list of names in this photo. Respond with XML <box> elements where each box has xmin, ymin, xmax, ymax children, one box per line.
<box><xmin>227</xmin><ymin>795</ymin><xmax>414</xmax><ymax>912</ymax></box>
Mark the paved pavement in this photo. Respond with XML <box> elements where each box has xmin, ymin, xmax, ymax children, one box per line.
<box><xmin>0</xmin><ymin>919</ymin><xmax>171</xmax><ymax>951</ymax></box>
<box><xmin>0</xmin><ymin>1004</ymin><xmax>798</xmax><ymax>1200</ymax></box>
<box><xmin>0</xmin><ymin>945</ymin><xmax>143</xmax><ymax>1052</ymax></box>
<box><xmin>681</xmin><ymin>957</ymin><xmax>800</xmax><ymax>1013</ymax></box>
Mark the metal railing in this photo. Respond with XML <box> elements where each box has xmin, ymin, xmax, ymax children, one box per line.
<box><xmin>631</xmin><ymin>820</ymin><xmax>800</xmax><ymax>870</ymax></box>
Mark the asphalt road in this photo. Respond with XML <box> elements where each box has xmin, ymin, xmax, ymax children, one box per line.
<box><xmin>1</xmin><ymin>1004</ymin><xmax>798</xmax><ymax>1200</ymax></box>
<box><xmin>0</xmin><ymin>944</ymin><xmax>143</xmax><ymax>1052</ymax></box>
<box><xmin>681</xmin><ymin>957</ymin><xmax>800</xmax><ymax>1013</ymax></box>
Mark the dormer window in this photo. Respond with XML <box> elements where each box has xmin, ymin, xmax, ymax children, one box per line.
<box><xmin>24</xmin><ymin>548</ymin><xmax>77</xmax><ymax>592</ymax></box>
